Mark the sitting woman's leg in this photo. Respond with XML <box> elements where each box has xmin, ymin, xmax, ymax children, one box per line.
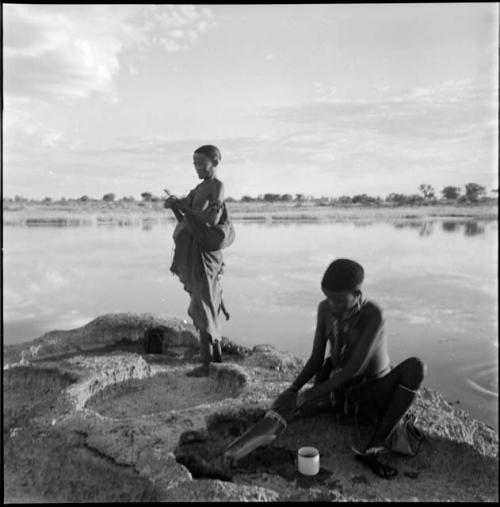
<box><xmin>364</xmin><ymin>357</ymin><xmax>426</xmax><ymax>451</ymax></box>
<box><xmin>353</xmin><ymin>357</ymin><xmax>426</xmax><ymax>479</ymax></box>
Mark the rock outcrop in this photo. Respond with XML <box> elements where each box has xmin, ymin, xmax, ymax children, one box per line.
<box><xmin>3</xmin><ymin>313</ymin><xmax>498</xmax><ymax>502</ymax></box>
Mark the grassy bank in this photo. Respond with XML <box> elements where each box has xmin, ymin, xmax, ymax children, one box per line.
<box><xmin>3</xmin><ymin>200</ymin><xmax>498</xmax><ymax>226</ymax></box>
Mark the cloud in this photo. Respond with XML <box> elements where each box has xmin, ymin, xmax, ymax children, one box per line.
<box><xmin>3</xmin><ymin>4</ymin><xmax>216</xmax><ymax>102</ymax></box>
<box><xmin>129</xmin><ymin>5</ymin><xmax>215</xmax><ymax>53</ymax></box>
<box><xmin>271</xmin><ymin>80</ymin><xmax>497</xmax><ymax>142</ymax></box>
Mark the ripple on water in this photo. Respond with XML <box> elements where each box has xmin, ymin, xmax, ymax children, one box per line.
<box><xmin>466</xmin><ymin>364</ymin><xmax>498</xmax><ymax>399</ymax></box>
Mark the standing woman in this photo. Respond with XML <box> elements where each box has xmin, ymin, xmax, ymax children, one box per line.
<box><xmin>164</xmin><ymin>145</ymin><xmax>233</xmax><ymax>377</ymax></box>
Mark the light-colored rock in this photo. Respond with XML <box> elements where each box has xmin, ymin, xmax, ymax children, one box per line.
<box><xmin>208</xmin><ymin>362</ymin><xmax>250</xmax><ymax>396</ymax></box>
<box><xmin>3</xmin><ymin>313</ymin><xmax>498</xmax><ymax>503</ymax></box>
<box><xmin>247</xmin><ymin>344</ymin><xmax>305</xmax><ymax>373</ymax></box>
<box><xmin>3</xmin><ymin>313</ymin><xmax>200</xmax><ymax>365</ymax></box>
<box><xmin>162</xmin><ymin>478</ymin><xmax>280</xmax><ymax>502</ymax></box>
<box><xmin>66</xmin><ymin>353</ymin><xmax>153</xmax><ymax>409</ymax></box>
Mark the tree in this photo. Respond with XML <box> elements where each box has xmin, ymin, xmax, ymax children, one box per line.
<box><xmin>141</xmin><ymin>192</ymin><xmax>153</xmax><ymax>202</ymax></box>
<box><xmin>385</xmin><ymin>193</ymin><xmax>407</xmax><ymax>205</ymax></box>
<box><xmin>464</xmin><ymin>182</ymin><xmax>486</xmax><ymax>202</ymax></box>
<box><xmin>406</xmin><ymin>194</ymin><xmax>425</xmax><ymax>205</ymax></box>
<box><xmin>338</xmin><ymin>195</ymin><xmax>352</xmax><ymax>204</ymax></box>
<box><xmin>280</xmin><ymin>194</ymin><xmax>294</xmax><ymax>202</ymax></box>
<box><xmin>441</xmin><ymin>186</ymin><xmax>461</xmax><ymax>200</ymax></box>
<box><xmin>419</xmin><ymin>184</ymin><xmax>435</xmax><ymax>200</ymax></box>
<box><xmin>103</xmin><ymin>193</ymin><xmax>115</xmax><ymax>202</ymax></box>
<box><xmin>295</xmin><ymin>193</ymin><xmax>305</xmax><ymax>202</ymax></box>
<box><xmin>241</xmin><ymin>195</ymin><xmax>254</xmax><ymax>202</ymax></box>
<box><xmin>351</xmin><ymin>194</ymin><xmax>380</xmax><ymax>205</ymax></box>
<box><xmin>79</xmin><ymin>195</ymin><xmax>89</xmax><ymax>202</ymax></box>
<box><xmin>42</xmin><ymin>197</ymin><xmax>52</xmax><ymax>203</ymax></box>
<box><xmin>263</xmin><ymin>193</ymin><xmax>280</xmax><ymax>202</ymax></box>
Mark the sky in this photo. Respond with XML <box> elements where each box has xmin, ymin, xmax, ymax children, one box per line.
<box><xmin>2</xmin><ymin>3</ymin><xmax>499</xmax><ymax>200</ymax></box>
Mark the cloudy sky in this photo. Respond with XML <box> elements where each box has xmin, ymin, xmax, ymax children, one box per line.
<box><xmin>3</xmin><ymin>3</ymin><xmax>498</xmax><ymax>200</ymax></box>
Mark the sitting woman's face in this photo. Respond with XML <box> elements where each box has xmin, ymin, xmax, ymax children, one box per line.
<box><xmin>322</xmin><ymin>289</ymin><xmax>359</xmax><ymax>316</ymax></box>
<box><xmin>193</xmin><ymin>153</ymin><xmax>216</xmax><ymax>179</ymax></box>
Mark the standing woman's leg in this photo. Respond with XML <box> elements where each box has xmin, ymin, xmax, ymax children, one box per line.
<box><xmin>364</xmin><ymin>357</ymin><xmax>426</xmax><ymax>450</ymax></box>
<box><xmin>199</xmin><ymin>330</ymin><xmax>213</xmax><ymax>366</ymax></box>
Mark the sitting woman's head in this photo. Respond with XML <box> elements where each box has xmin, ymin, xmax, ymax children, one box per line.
<box><xmin>193</xmin><ymin>145</ymin><xmax>222</xmax><ymax>180</ymax></box>
<box><xmin>321</xmin><ymin>258</ymin><xmax>364</xmax><ymax>315</ymax></box>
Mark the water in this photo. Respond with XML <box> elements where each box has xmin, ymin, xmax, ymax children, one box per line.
<box><xmin>3</xmin><ymin>218</ymin><xmax>498</xmax><ymax>430</ymax></box>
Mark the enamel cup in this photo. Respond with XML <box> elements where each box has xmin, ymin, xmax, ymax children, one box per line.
<box><xmin>297</xmin><ymin>446</ymin><xmax>320</xmax><ymax>476</ymax></box>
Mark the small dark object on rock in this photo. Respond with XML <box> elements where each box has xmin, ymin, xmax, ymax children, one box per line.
<box><xmin>144</xmin><ymin>327</ymin><xmax>164</xmax><ymax>354</ymax></box>
<box><xmin>403</xmin><ymin>470</ymin><xmax>420</xmax><ymax>479</ymax></box>
<box><xmin>179</xmin><ymin>429</ymin><xmax>209</xmax><ymax>445</ymax></box>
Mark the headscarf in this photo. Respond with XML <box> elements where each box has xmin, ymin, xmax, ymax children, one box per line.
<box><xmin>321</xmin><ymin>258</ymin><xmax>364</xmax><ymax>292</ymax></box>
<box><xmin>194</xmin><ymin>145</ymin><xmax>222</xmax><ymax>165</ymax></box>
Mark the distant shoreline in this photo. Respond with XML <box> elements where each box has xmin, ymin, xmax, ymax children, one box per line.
<box><xmin>3</xmin><ymin>201</ymin><xmax>498</xmax><ymax>226</ymax></box>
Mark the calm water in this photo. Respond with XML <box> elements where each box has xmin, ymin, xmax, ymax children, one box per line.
<box><xmin>3</xmin><ymin>219</ymin><xmax>498</xmax><ymax>430</ymax></box>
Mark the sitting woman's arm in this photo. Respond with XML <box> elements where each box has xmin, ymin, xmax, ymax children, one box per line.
<box><xmin>290</xmin><ymin>304</ymin><xmax>328</xmax><ymax>391</ymax></box>
<box><xmin>271</xmin><ymin>304</ymin><xmax>327</xmax><ymax>417</ymax></box>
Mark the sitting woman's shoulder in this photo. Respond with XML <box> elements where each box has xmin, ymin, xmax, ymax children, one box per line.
<box><xmin>317</xmin><ymin>298</ymin><xmax>331</xmax><ymax>315</ymax></box>
<box><xmin>361</xmin><ymin>299</ymin><xmax>383</xmax><ymax>321</ymax></box>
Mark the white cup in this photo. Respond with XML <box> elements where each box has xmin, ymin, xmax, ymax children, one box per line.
<box><xmin>297</xmin><ymin>446</ymin><xmax>320</xmax><ymax>476</ymax></box>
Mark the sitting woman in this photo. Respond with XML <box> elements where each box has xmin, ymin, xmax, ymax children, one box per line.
<box><xmin>164</xmin><ymin>144</ymin><xmax>233</xmax><ymax>377</ymax></box>
<box><xmin>227</xmin><ymin>258</ymin><xmax>426</xmax><ymax>478</ymax></box>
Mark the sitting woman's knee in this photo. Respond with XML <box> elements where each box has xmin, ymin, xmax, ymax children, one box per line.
<box><xmin>402</xmin><ymin>357</ymin><xmax>426</xmax><ymax>387</ymax></box>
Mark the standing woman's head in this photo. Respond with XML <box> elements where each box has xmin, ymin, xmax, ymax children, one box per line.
<box><xmin>193</xmin><ymin>145</ymin><xmax>222</xmax><ymax>180</ymax></box>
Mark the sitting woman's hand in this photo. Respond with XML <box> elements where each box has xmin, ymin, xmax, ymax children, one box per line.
<box><xmin>271</xmin><ymin>387</ymin><xmax>298</xmax><ymax>417</ymax></box>
<box><xmin>296</xmin><ymin>387</ymin><xmax>320</xmax><ymax>408</ymax></box>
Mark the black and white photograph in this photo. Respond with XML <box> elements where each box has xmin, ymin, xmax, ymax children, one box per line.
<box><xmin>2</xmin><ymin>3</ymin><xmax>498</xmax><ymax>502</ymax></box>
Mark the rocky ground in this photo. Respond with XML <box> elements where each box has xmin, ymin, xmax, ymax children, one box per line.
<box><xmin>3</xmin><ymin>313</ymin><xmax>499</xmax><ymax>502</ymax></box>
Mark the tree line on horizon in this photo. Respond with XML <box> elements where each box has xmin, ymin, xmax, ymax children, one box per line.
<box><xmin>5</xmin><ymin>182</ymin><xmax>497</xmax><ymax>206</ymax></box>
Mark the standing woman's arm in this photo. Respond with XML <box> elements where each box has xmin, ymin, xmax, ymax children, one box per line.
<box><xmin>165</xmin><ymin>190</ymin><xmax>193</xmax><ymax>222</ymax></box>
<box><xmin>178</xmin><ymin>181</ymin><xmax>225</xmax><ymax>225</ymax></box>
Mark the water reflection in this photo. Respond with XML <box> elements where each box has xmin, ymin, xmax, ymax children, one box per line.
<box><xmin>441</xmin><ymin>220</ymin><xmax>487</xmax><ymax>237</ymax></box>
<box><xmin>3</xmin><ymin>218</ymin><xmax>497</xmax><ymax>429</ymax></box>
<box><xmin>392</xmin><ymin>220</ymin><xmax>434</xmax><ymax>236</ymax></box>
<box><xmin>464</xmin><ymin>221</ymin><xmax>486</xmax><ymax>237</ymax></box>
<box><xmin>391</xmin><ymin>219</ymin><xmax>488</xmax><ymax>237</ymax></box>
<box><xmin>442</xmin><ymin>221</ymin><xmax>459</xmax><ymax>232</ymax></box>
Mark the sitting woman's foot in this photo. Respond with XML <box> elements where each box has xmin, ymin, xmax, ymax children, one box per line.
<box><xmin>352</xmin><ymin>446</ymin><xmax>398</xmax><ymax>480</ymax></box>
<box><xmin>186</xmin><ymin>364</ymin><xmax>210</xmax><ymax>377</ymax></box>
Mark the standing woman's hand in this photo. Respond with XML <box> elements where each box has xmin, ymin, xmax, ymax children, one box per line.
<box><xmin>163</xmin><ymin>195</ymin><xmax>179</xmax><ymax>209</ymax></box>
<box><xmin>174</xmin><ymin>199</ymin><xmax>190</xmax><ymax>212</ymax></box>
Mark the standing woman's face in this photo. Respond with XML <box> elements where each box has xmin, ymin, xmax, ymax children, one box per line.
<box><xmin>193</xmin><ymin>153</ymin><xmax>216</xmax><ymax>179</ymax></box>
